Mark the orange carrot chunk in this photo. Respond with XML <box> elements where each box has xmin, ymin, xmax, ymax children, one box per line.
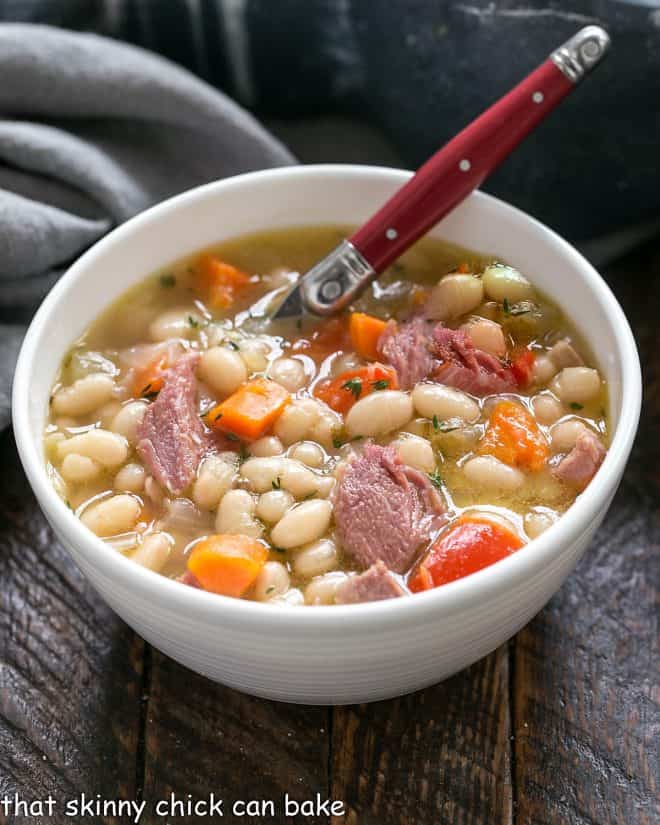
<box><xmin>478</xmin><ymin>399</ymin><xmax>549</xmax><ymax>472</ymax></box>
<box><xmin>205</xmin><ymin>378</ymin><xmax>290</xmax><ymax>440</ymax></box>
<box><xmin>409</xmin><ymin>515</ymin><xmax>524</xmax><ymax>591</ymax></box>
<box><xmin>187</xmin><ymin>534</ymin><xmax>268</xmax><ymax>597</ymax></box>
<box><xmin>132</xmin><ymin>354</ymin><xmax>168</xmax><ymax>397</ymax></box>
<box><xmin>510</xmin><ymin>348</ymin><xmax>535</xmax><ymax>387</ymax></box>
<box><xmin>349</xmin><ymin>312</ymin><xmax>388</xmax><ymax>361</ymax></box>
<box><xmin>314</xmin><ymin>363</ymin><xmax>398</xmax><ymax>415</ymax></box>
<box><xmin>194</xmin><ymin>254</ymin><xmax>251</xmax><ymax>309</ymax></box>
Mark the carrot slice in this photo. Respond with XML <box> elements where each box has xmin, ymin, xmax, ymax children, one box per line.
<box><xmin>409</xmin><ymin>515</ymin><xmax>524</xmax><ymax>591</ymax></box>
<box><xmin>205</xmin><ymin>378</ymin><xmax>291</xmax><ymax>440</ymax></box>
<box><xmin>510</xmin><ymin>348</ymin><xmax>535</xmax><ymax>387</ymax></box>
<box><xmin>187</xmin><ymin>534</ymin><xmax>268</xmax><ymax>597</ymax></box>
<box><xmin>314</xmin><ymin>363</ymin><xmax>398</xmax><ymax>415</ymax></box>
<box><xmin>194</xmin><ymin>254</ymin><xmax>251</xmax><ymax>309</ymax></box>
<box><xmin>478</xmin><ymin>399</ymin><xmax>549</xmax><ymax>472</ymax></box>
<box><xmin>132</xmin><ymin>354</ymin><xmax>168</xmax><ymax>397</ymax></box>
<box><xmin>349</xmin><ymin>312</ymin><xmax>388</xmax><ymax>361</ymax></box>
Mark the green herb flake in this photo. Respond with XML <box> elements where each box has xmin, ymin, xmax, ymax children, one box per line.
<box><xmin>272</xmin><ymin>546</ymin><xmax>286</xmax><ymax>554</ymax></box>
<box><xmin>225</xmin><ymin>432</ymin><xmax>239</xmax><ymax>442</ymax></box>
<box><xmin>226</xmin><ymin>340</ymin><xmax>240</xmax><ymax>351</ymax></box>
<box><xmin>213</xmin><ymin>411</ymin><xmax>223</xmax><ymax>422</ymax></box>
<box><xmin>428</xmin><ymin>471</ymin><xmax>443</xmax><ymax>490</ymax></box>
<box><xmin>502</xmin><ymin>297</ymin><xmax>510</xmax><ymax>315</ymax></box>
<box><xmin>332</xmin><ymin>436</ymin><xmax>345</xmax><ymax>449</ymax></box>
<box><xmin>570</xmin><ymin>402</ymin><xmax>584</xmax><ymax>411</ymax></box>
<box><xmin>239</xmin><ymin>443</ymin><xmax>249</xmax><ymax>462</ymax></box>
<box><xmin>188</xmin><ymin>315</ymin><xmax>200</xmax><ymax>329</ymax></box>
<box><xmin>371</xmin><ymin>379</ymin><xmax>390</xmax><ymax>391</ymax></box>
<box><xmin>265</xmin><ymin>585</ymin><xmax>276</xmax><ymax>595</ymax></box>
<box><xmin>272</xmin><ymin>476</ymin><xmax>282</xmax><ymax>490</ymax></box>
<box><xmin>159</xmin><ymin>273</ymin><xmax>176</xmax><ymax>288</ymax></box>
<box><xmin>432</xmin><ymin>414</ymin><xmax>440</xmax><ymax>431</ymax></box>
<box><xmin>342</xmin><ymin>377</ymin><xmax>363</xmax><ymax>400</ymax></box>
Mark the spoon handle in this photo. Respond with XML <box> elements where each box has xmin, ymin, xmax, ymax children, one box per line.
<box><xmin>297</xmin><ymin>25</ymin><xmax>609</xmax><ymax>317</ymax></box>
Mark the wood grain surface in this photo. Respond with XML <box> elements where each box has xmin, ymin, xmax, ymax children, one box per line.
<box><xmin>0</xmin><ymin>243</ymin><xmax>657</xmax><ymax>825</ymax></box>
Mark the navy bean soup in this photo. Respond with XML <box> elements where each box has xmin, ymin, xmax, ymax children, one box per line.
<box><xmin>45</xmin><ymin>226</ymin><xmax>608</xmax><ymax>605</ymax></box>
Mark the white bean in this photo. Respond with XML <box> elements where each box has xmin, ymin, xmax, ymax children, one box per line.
<box><xmin>110</xmin><ymin>401</ymin><xmax>148</xmax><ymax>444</ymax></box>
<box><xmin>331</xmin><ymin>352</ymin><xmax>362</xmax><ymax>376</ymax></box>
<box><xmin>412</xmin><ymin>382</ymin><xmax>480</xmax><ymax>422</ymax></box>
<box><xmin>304</xmin><ymin>572</ymin><xmax>349</xmax><ymax>605</ymax></box>
<box><xmin>250</xmin><ymin>436</ymin><xmax>284</xmax><ymax>457</ymax></box>
<box><xmin>315</xmin><ymin>476</ymin><xmax>336</xmax><ymax>498</ymax></box>
<box><xmin>268</xmin><ymin>357</ymin><xmax>306</xmax><ymax>392</ymax></box>
<box><xmin>253</xmin><ymin>561</ymin><xmax>290</xmax><ymax>601</ymax></box>
<box><xmin>114</xmin><ymin>463</ymin><xmax>146</xmax><ymax>493</ymax></box>
<box><xmin>149</xmin><ymin>307</ymin><xmax>202</xmax><ymax>341</ymax></box>
<box><xmin>425</xmin><ymin>274</ymin><xmax>484</xmax><ymax>320</ymax></box>
<box><xmin>531</xmin><ymin>354</ymin><xmax>558</xmax><ymax>385</ymax></box>
<box><xmin>551</xmin><ymin>367</ymin><xmax>601</xmax><ymax>405</ymax></box>
<box><xmin>215</xmin><ymin>489</ymin><xmax>262</xmax><ymax>538</ymax></box>
<box><xmin>268</xmin><ymin>587</ymin><xmax>305</xmax><ymax>607</ymax></box>
<box><xmin>256</xmin><ymin>489</ymin><xmax>294</xmax><ymax>523</ymax></box>
<box><xmin>58</xmin><ymin>428</ymin><xmax>128</xmax><ymax>468</ymax></box>
<box><xmin>239</xmin><ymin>338</ymin><xmax>270</xmax><ymax>372</ymax></box>
<box><xmin>549</xmin><ymin>418</ymin><xmax>588</xmax><ymax>453</ymax></box>
<box><xmin>292</xmin><ymin>538</ymin><xmax>339</xmax><ymax>578</ymax></box>
<box><xmin>393</xmin><ymin>435</ymin><xmax>435</xmax><ymax>473</ymax></box>
<box><xmin>345</xmin><ymin>390</ymin><xmax>413</xmax><ymax>438</ymax></box>
<box><xmin>98</xmin><ymin>401</ymin><xmax>122</xmax><ymax>427</ymax></box>
<box><xmin>81</xmin><ymin>494</ymin><xmax>141</xmax><ymax>537</ymax></box>
<box><xmin>192</xmin><ymin>455</ymin><xmax>236</xmax><ymax>510</ymax></box>
<box><xmin>308</xmin><ymin>408</ymin><xmax>342</xmax><ymax>450</ymax></box>
<box><xmin>532</xmin><ymin>394</ymin><xmax>564</xmax><ymax>425</ymax></box>
<box><xmin>482</xmin><ymin>264</ymin><xmax>534</xmax><ymax>303</ymax></box>
<box><xmin>463</xmin><ymin>456</ymin><xmax>524</xmax><ymax>491</ymax></box>
<box><xmin>198</xmin><ymin>346</ymin><xmax>247</xmax><ymax>396</ymax></box>
<box><xmin>462</xmin><ymin>318</ymin><xmax>506</xmax><ymax>356</ymax></box>
<box><xmin>270</xmin><ymin>499</ymin><xmax>332</xmax><ymax>549</ymax></box>
<box><xmin>274</xmin><ymin>399</ymin><xmax>320</xmax><ymax>445</ymax></box>
<box><xmin>524</xmin><ymin>509</ymin><xmax>558</xmax><ymax>540</ymax></box>
<box><xmin>51</xmin><ymin>373</ymin><xmax>115</xmax><ymax>417</ymax></box>
<box><xmin>279</xmin><ymin>462</ymin><xmax>320</xmax><ymax>499</ymax></box>
<box><xmin>130</xmin><ymin>532</ymin><xmax>173</xmax><ymax>572</ymax></box>
<box><xmin>289</xmin><ymin>441</ymin><xmax>324</xmax><ymax>468</ymax></box>
<box><xmin>60</xmin><ymin>453</ymin><xmax>102</xmax><ymax>483</ymax></box>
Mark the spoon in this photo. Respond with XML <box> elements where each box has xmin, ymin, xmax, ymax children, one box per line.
<box><xmin>273</xmin><ymin>25</ymin><xmax>610</xmax><ymax>321</ymax></box>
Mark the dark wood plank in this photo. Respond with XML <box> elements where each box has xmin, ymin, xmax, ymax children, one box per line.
<box><xmin>0</xmin><ymin>429</ymin><xmax>143</xmax><ymax>824</ymax></box>
<box><xmin>512</xmin><ymin>243</ymin><xmax>660</xmax><ymax>825</ymax></box>
<box><xmin>330</xmin><ymin>646</ymin><xmax>513</xmax><ymax>825</ymax></box>
<box><xmin>140</xmin><ymin>648</ymin><xmax>331</xmax><ymax>824</ymax></box>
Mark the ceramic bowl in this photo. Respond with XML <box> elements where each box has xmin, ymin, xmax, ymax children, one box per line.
<box><xmin>12</xmin><ymin>165</ymin><xmax>641</xmax><ymax>704</ymax></box>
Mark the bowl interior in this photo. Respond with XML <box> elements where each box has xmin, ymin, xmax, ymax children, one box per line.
<box><xmin>12</xmin><ymin>165</ymin><xmax>641</xmax><ymax>627</ymax></box>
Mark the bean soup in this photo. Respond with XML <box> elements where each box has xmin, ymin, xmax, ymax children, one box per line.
<box><xmin>44</xmin><ymin>226</ymin><xmax>608</xmax><ymax>605</ymax></box>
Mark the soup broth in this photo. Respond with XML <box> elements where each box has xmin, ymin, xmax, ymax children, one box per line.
<box><xmin>45</xmin><ymin>226</ymin><xmax>608</xmax><ymax>605</ymax></box>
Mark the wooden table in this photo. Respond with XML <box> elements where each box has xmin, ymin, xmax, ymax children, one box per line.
<box><xmin>0</xmin><ymin>242</ymin><xmax>657</xmax><ymax>825</ymax></box>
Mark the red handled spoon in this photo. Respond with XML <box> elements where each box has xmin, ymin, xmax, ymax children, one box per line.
<box><xmin>273</xmin><ymin>25</ymin><xmax>610</xmax><ymax>320</ymax></box>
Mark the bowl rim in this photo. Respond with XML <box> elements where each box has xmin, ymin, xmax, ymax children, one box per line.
<box><xmin>12</xmin><ymin>163</ymin><xmax>642</xmax><ymax>632</ymax></box>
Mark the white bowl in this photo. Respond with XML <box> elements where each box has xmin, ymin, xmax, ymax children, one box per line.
<box><xmin>12</xmin><ymin>165</ymin><xmax>641</xmax><ymax>704</ymax></box>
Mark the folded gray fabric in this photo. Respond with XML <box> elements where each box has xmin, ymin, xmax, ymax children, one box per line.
<box><xmin>0</xmin><ymin>23</ymin><xmax>293</xmax><ymax>430</ymax></box>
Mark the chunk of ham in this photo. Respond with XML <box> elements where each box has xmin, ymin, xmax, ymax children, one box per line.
<box><xmin>377</xmin><ymin>317</ymin><xmax>436</xmax><ymax>390</ymax></box>
<box><xmin>430</xmin><ymin>327</ymin><xmax>517</xmax><ymax>396</ymax></box>
<box><xmin>335</xmin><ymin>561</ymin><xmax>405</xmax><ymax>604</ymax></box>
<box><xmin>553</xmin><ymin>429</ymin><xmax>606</xmax><ymax>489</ymax></box>
<box><xmin>377</xmin><ymin>319</ymin><xmax>516</xmax><ymax>397</ymax></box>
<box><xmin>136</xmin><ymin>353</ymin><xmax>206</xmax><ymax>495</ymax></box>
<box><xmin>334</xmin><ymin>443</ymin><xmax>446</xmax><ymax>574</ymax></box>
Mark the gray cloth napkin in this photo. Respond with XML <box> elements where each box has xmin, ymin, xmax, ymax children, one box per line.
<box><xmin>0</xmin><ymin>23</ymin><xmax>294</xmax><ymax>431</ymax></box>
